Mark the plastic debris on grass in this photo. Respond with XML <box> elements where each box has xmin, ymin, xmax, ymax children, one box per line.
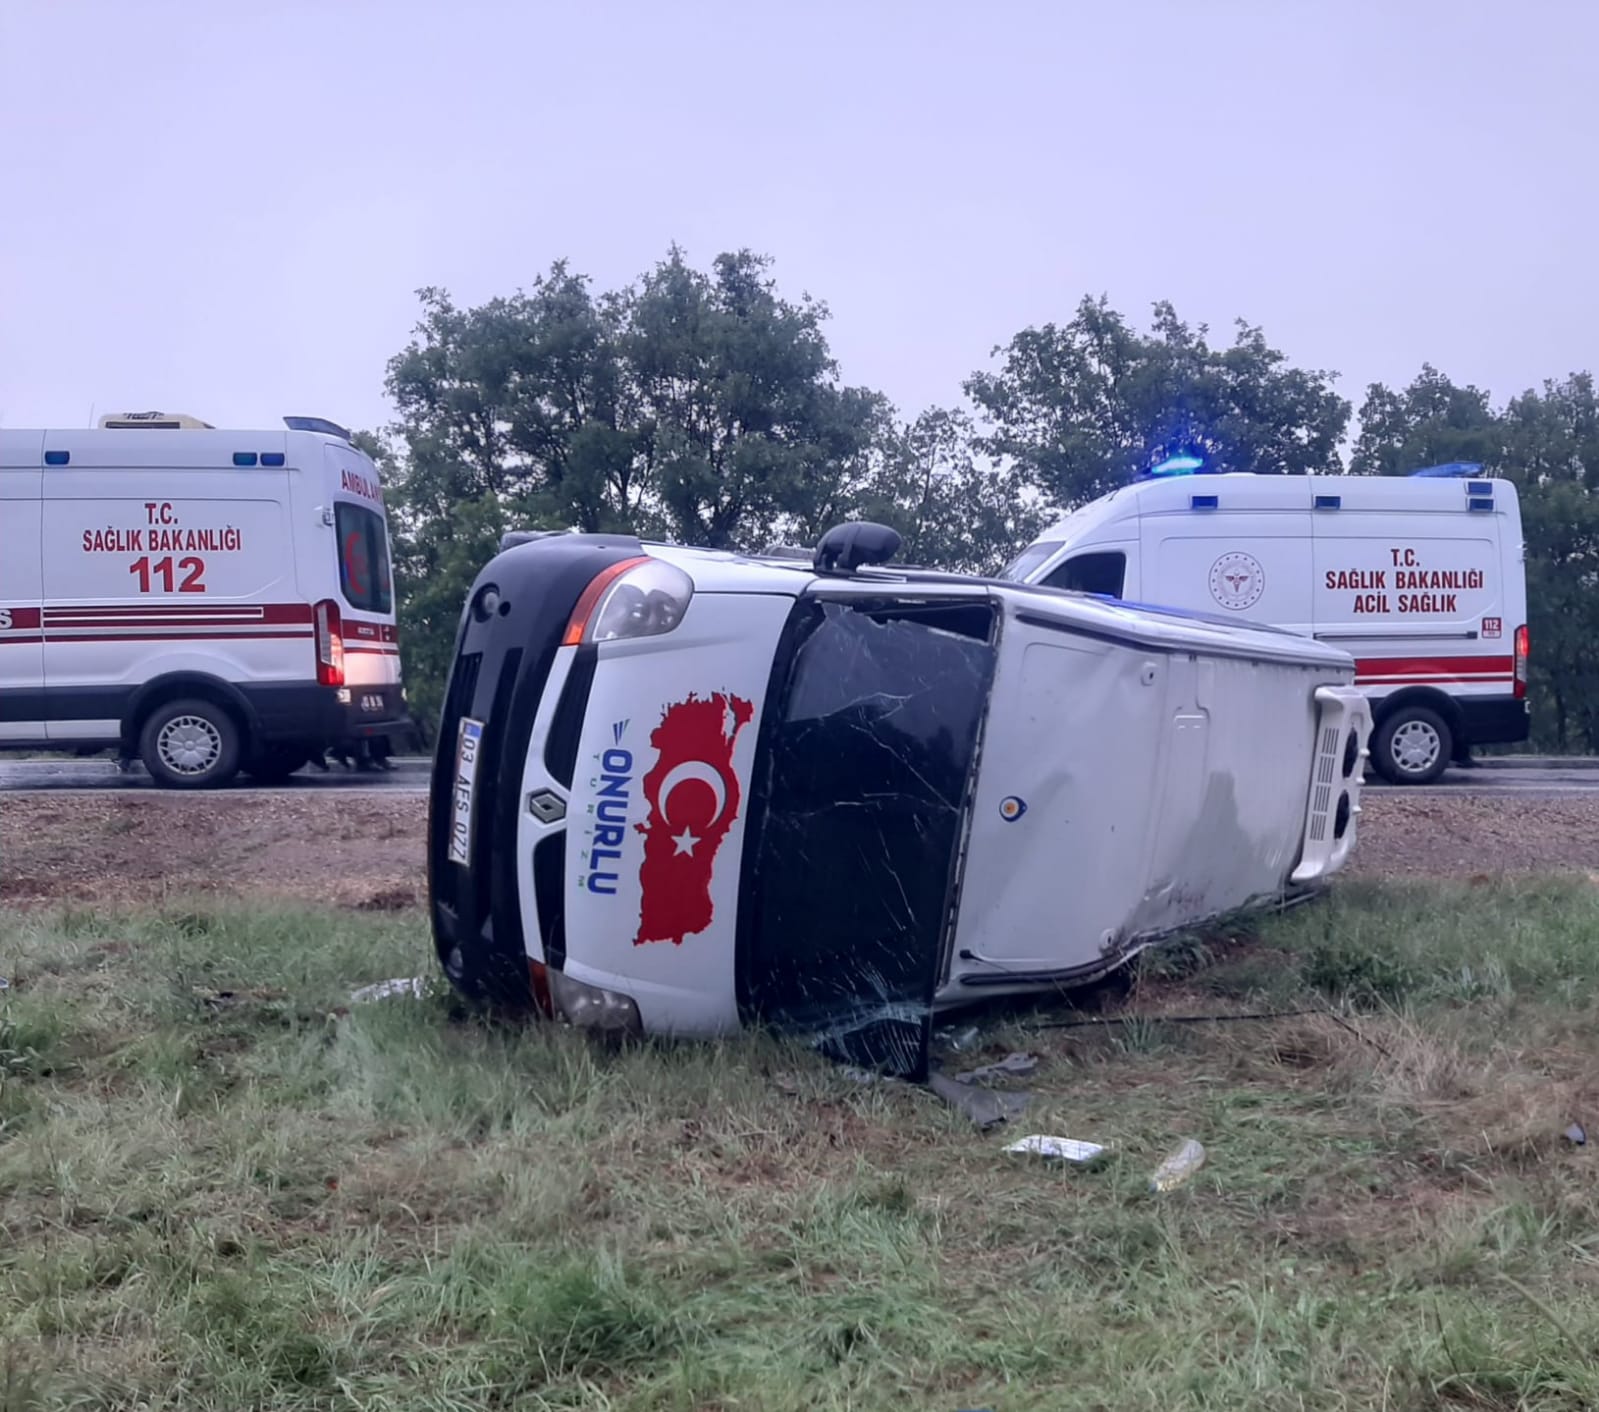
<box><xmin>351</xmin><ymin>976</ymin><xmax>430</xmax><ymax>1004</ymax></box>
<box><xmin>1003</xmin><ymin>1134</ymin><xmax>1109</xmax><ymax>1163</ymax></box>
<box><xmin>1149</xmin><ymin>1137</ymin><xmax>1207</xmax><ymax>1191</ymax></box>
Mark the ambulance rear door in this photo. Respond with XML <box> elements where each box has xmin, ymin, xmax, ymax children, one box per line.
<box><xmin>1136</xmin><ymin>480</ymin><xmax>1314</xmax><ymax>633</ymax></box>
<box><xmin>1311</xmin><ymin>480</ymin><xmax>1507</xmax><ymax>694</ymax></box>
<box><xmin>319</xmin><ymin>440</ymin><xmax>399</xmax><ymax>691</ymax></box>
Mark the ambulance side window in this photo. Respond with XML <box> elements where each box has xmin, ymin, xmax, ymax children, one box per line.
<box><xmin>1043</xmin><ymin>550</ymin><xmax>1125</xmax><ymax>599</ymax></box>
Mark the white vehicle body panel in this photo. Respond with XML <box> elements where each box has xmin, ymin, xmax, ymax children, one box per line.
<box><xmin>526</xmin><ymin>589</ymin><xmax>796</xmax><ymax>1037</ymax></box>
<box><xmin>950</xmin><ymin>598</ymin><xmax>1354</xmax><ymax>993</ymax></box>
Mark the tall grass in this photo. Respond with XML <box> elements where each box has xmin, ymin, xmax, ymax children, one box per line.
<box><xmin>0</xmin><ymin>882</ymin><xmax>1597</xmax><ymax>1408</ymax></box>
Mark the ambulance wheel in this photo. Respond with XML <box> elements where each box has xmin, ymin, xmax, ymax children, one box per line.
<box><xmin>138</xmin><ymin>699</ymin><xmax>243</xmax><ymax>790</ymax></box>
<box><xmin>1373</xmin><ymin>705</ymin><xmax>1452</xmax><ymax>786</ymax></box>
<box><xmin>244</xmin><ymin>744</ymin><xmax>310</xmax><ymax>783</ymax></box>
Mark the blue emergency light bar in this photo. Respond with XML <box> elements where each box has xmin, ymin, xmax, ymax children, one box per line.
<box><xmin>1149</xmin><ymin>453</ymin><xmax>1206</xmax><ymax>477</ymax></box>
<box><xmin>1408</xmin><ymin>461</ymin><xmax>1483</xmax><ymax>479</ymax></box>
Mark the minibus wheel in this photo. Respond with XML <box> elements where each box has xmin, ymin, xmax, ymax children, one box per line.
<box><xmin>138</xmin><ymin>698</ymin><xmax>244</xmax><ymax>790</ymax></box>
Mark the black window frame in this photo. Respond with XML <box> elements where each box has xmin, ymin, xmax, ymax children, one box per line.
<box><xmin>334</xmin><ymin>501</ymin><xmax>394</xmax><ymax>615</ymax></box>
<box><xmin>1042</xmin><ymin>549</ymin><xmax>1126</xmax><ymax>599</ymax></box>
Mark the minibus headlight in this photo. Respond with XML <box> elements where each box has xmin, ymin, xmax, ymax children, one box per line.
<box><xmin>547</xmin><ymin>970</ymin><xmax>643</xmax><ymax>1035</ymax></box>
<box><xmin>565</xmin><ymin>558</ymin><xmax>694</xmax><ymax>646</ymax></box>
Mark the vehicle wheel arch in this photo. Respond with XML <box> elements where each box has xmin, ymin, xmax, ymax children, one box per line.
<box><xmin>121</xmin><ymin>673</ymin><xmax>259</xmax><ymax>755</ymax></box>
<box><xmin>1371</xmin><ymin>686</ymin><xmax>1464</xmax><ymax>739</ymax></box>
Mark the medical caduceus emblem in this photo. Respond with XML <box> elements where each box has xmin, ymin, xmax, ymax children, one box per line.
<box><xmin>1208</xmin><ymin>551</ymin><xmax>1266</xmax><ymax>611</ymax></box>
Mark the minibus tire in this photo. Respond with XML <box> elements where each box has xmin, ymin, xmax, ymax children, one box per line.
<box><xmin>138</xmin><ymin>699</ymin><xmax>243</xmax><ymax>790</ymax></box>
<box><xmin>1372</xmin><ymin>705</ymin><xmax>1452</xmax><ymax>786</ymax></box>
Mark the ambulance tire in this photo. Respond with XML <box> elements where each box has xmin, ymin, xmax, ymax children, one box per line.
<box><xmin>138</xmin><ymin>698</ymin><xmax>244</xmax><ymax>790</ymax></box>
<box><xmin>1372</xmin><ymin>705</ymin><xmax>1453</xmax><ymax>787</ymax></box>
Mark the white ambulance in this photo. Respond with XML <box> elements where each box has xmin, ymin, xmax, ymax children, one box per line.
<box><xmin>0</xmin><ymin>412</ymin><xmax>413</xmax><ymax>788</ymax></box>
<box><xmin>1002</xmin><ymin>464</ymin><xmax>1530</xmax><ymax>785</ymax></box>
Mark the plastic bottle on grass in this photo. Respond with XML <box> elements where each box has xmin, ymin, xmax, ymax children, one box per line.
<box><xmin>1149</xmin><ymin>1138</ymin><xmax>1206</xmax><ymax>1192</ymax></box>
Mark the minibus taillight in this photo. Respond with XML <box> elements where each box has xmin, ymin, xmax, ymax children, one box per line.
<box><xmin>315</xmin><ymin>599</ymin><xmax>345</xmax><ymax>688</ymax></box>
<box><xmin>1514</xmin><ymin>624</ymin><xmax>1529</xmax><ymax>700</ymax></box>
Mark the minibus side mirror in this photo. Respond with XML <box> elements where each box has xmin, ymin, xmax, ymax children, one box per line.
<box><xmin>813</xmin><ymin>521</ymin><xmax>902</xmax><ymax>575</ymax></box>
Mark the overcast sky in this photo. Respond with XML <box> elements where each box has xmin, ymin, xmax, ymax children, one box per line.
<box><xmin>3</xmin><ymin>0</ymin><xmax>1593</xmax><ymax>444</ymax></box>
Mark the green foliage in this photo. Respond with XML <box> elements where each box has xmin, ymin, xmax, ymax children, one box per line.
<box><xmin>1349</xmin><ymin>363</ymin><xmax>1499</xmax><ymax>476</ymax></box>
<box><xmin>376</xmin><ymin>247</ymin><xmax>900</xmax><ymax>732</ymax></box>
<box><xmin>854</xmin><ymin>407</ymin><xmax>1048</xmax><ymax>574</ymax></box>
<box><xmin>964</xmin><ymin>295</ymin><xmax>1351</xmax><ymax>507</ymax></box>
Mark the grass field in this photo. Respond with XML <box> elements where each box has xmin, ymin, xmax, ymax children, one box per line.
<box><xmin>2</xmin><ymin>882</ymin><xmax>1598</xmax><ymax>1410</ymax></box>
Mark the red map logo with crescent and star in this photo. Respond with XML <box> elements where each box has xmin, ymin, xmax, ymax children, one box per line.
<box><xmin>634</xmin><ymin>692</ymin><xmax>755</xmax><ymax>946</ymax></box>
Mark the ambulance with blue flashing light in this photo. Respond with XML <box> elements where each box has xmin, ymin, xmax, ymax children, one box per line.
<box><xmin>427</xmin><ymin>521</ymin><xmax>1373</xmax><ymax>1080</ymax></box>
<box><xmin>1002</xmin><ymin>459</ymin><xmax>1530</xmax><ymax>786</ymax></box>
<box><xmin>0</xmin><ymin>411</ymin><xmax>413</xmax><ymax>787</ymax></box>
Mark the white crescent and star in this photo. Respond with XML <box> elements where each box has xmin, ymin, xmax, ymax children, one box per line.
<box><xmin>658</xmin><ymin>761</ymin><xmax>728</xmax><ymax>829</ymax></box>
<box><xmin>672</xmin><ymin>828</ymin><xmax>701</xmax><ymax>856</ymax></box>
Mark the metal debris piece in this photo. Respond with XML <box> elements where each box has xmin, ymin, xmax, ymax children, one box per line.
<box><xmin>1565</xmin><ymin>1122</ymin><xmax>1587</xmax><ymax>1147</ymax></box>
<box><xmin>1150</xmin><ymin>1137</ymin><xmax>1207</xmax><ymax>1192</ymax></box>
<box><xmin>938</xmin><ymin>1024</ymin><xmax>981</xmax><ymax>1052</ymax></box>
<box><xmin>954</xmin><ymin>1051</ymin><xmax>1039</xmax><ymax>1085</ymax></box>
<box><xmin>1003</xmin><ymin>1134</ymin><xmax>1108</xmax><ymax>1163</ymax></box>
<box><xmin>927</xmin><ymin>1069</ymin><xmax>1030</xmax><ymax>1130</ymax></box>
<box><xmin>351</xmin><ymin>976</ymin><xmax>429</xmax><ymax>1004</ymax></box>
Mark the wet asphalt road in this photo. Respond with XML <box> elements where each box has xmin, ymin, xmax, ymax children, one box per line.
<box><xmin>2</xmin><ymin>758</ymin><xmax>1597</xmax><ymax>797</ymax></box>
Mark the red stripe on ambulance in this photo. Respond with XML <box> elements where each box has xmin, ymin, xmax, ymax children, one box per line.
<box><xmin>1355</xmin><ymin>654</ymin><xmax>1513</xmax><ymax>683</ymax></box>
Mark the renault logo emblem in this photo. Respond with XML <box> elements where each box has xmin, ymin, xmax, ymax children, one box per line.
<box><xmin>526</xmin><ymin>789</ymin><xmax>566</xmax><ymax>824</ymax></box>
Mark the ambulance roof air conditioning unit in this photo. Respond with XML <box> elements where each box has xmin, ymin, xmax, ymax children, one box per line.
<box><xmin>98</xmin><ymin>411</ymin><xmax>215</xmax><ymax>429</ymax></box>
<box><xmin>283</xmin><ymin>415</ymin><xmax>354</xmax><ymax>443</ymax></box>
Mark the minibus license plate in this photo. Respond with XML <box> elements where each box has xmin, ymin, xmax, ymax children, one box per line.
<box><xmin>447</xmin><ymin>718</ymin><xmax>485</xmax><ymax>867</ymax></box>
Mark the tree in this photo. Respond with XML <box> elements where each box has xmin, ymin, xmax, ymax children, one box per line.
<box><xmin>965</xmin><ymin>296</ymin><xmax>1350</xmax><ymax>509</ymax></box>
<box><xmin>625</xmin><ymin>249</ymin><xmax>889</xmax><ymax>551</ymax></box>
<box><xmin>383</xmin><ymin>266</ymin><xmax>640</xmax><ymax>535</ymax></box>
<box><xmin>375</xmin><ymin>247</ymin><xmax>890</xmax><ymax>732</ymax></box>
<box><xmin>1348</xmin><ymin>364</ymin><xmax>1498</xmax><ymax>476</ymax></box>
<box><xmin>853</xmin><ymin>408</ymin><xmax>1047</xmax><ymax>574</ymax></box>
<box><xmin>1499</xmin><ymin>375</ymin><xmax>1599</xmax><ymax>750</ymax></box>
